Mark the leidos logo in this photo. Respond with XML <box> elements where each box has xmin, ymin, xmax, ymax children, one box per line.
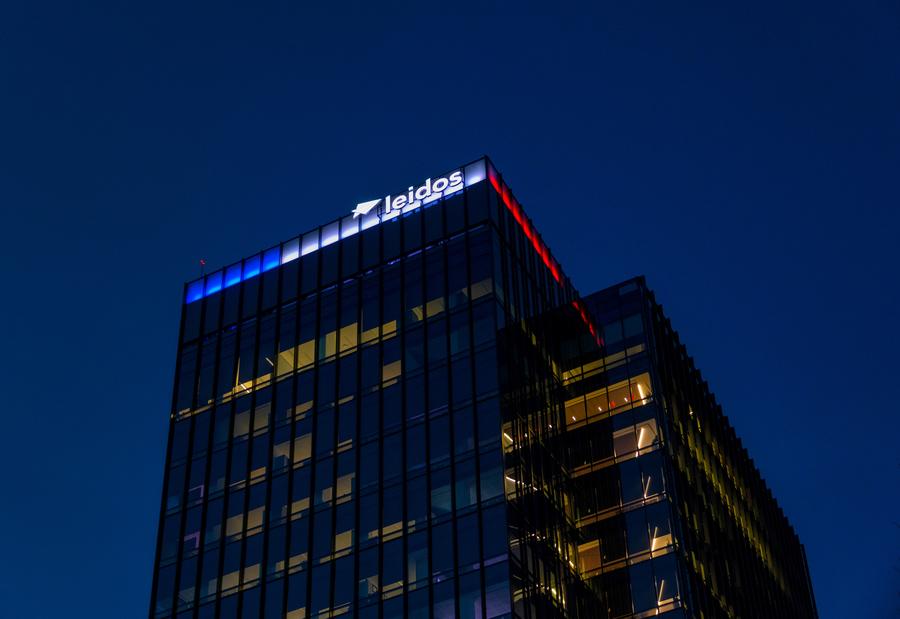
<box><xmin>352</xmin><ymin>170</ymin><xmax>463</xmax><ymax>219</ymax></box>
<box><xmin>351</xmin><ymin>199</ymin><xmax>381</xmax><ymax>218</ymax></box>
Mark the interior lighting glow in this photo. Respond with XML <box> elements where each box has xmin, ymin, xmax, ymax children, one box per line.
<box><xmin>301</xmin><ymin>231</ymin><xmax>319</xmax><ymax>256</ymax></box>
<box><xmin>205</xmin><ymin>271</ymin><xmax>222</xmax><ymax>295</ymax></box>
<box><xmin>243</xmin><ymin>255</ymin><xmax>261</xmax><ymax>279</ymax></box>
<box><xmin>341</xmin><ymin>215</ymin><xmax>359</xmax><ymax>239</ymax></box>
<box><xmin>262</xmin><ymin>247</ymin><xmax>281</xmax><ymax>272</ymax></box>
<box><xmin>186</xmin><ymin>280</ymin><xmax>204</xmax><ymax>303</ymax></box>
<box><xmin>224</xmin><ymin>264</ymin><xmax>242</xmax><ymax>287</ymax></box>
<box><xmin>282</xmin><ymin>239</ymin><xmax>300</xmax><ymax>264</ymax></box>
<box><xmin>321</xmin><ymin>221</ymin><xmax>340</xmax><ymax>247</ymax></box>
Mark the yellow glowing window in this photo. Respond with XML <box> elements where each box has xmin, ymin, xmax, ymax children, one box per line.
<box><xmin>276</xmin><ymin>349</ymin><xmax>295</xmax><ymax>377</ymax></box>
<box><xmin>382</xmin><ymin>360</ymin><xmax>402</xmax><ymax>383</ymax></box>
<box><xmin>586</xmin><ymin>389</ymin><xmax>608</xmax><ymax>415</ymax></box>
<box><xmin>246</xmin><ymin>506</ymin><xmax>264</xmax><ymax>531</ymax></box>
<box><xmin>650</xmin><ymin>526</ymin><xmax>673</xmax><ymax>552</ymax></box>
<box><xmin>335</xmin><ymin>529</ymin><xmax>354</xmax><ymax>553</ymax></box>
<box><xmin>565</xmin><ymin>397</ymin><xmax>586</xmax><ymax>425</ymax></box>
<box><xmin>297</xmin><ymin>340</ymin><xmax>315</xmax><ymax>368</ymax></box>
<box><xmin>636</xmin><ymin>419</ymin><xmax>659</xmax><ymax>450</ymax></box>
<box><xmin>339</xmin><ymin>323</ymin><xmax>358</xmax><ymax>353</ymax></box>
<box><xmin>291</xmin><ymin>497</ymin><xmax>309</xmax><ymax>516</ymax></box>
<box><xmin>293</xmin><ymin>435</ymin><xmax>311</xmax><ymax>463</ymax></box>
<box><xmin>225</xmin><ymin>514</ymin><xmax>243</xmax><ymax>538</ymax></box>
<box><xmin>425</xmin><ymin>297</ymin><xmax>445</xmax><ymax>318</ymax></box>
<box><xmin>577</xmin><ymin>540</ymin><xmax>600</xmax><ymax>573</ymax></box>
<box><xmin>336</xmin><ymin>473</ymin><xmax>355</xmax><ymax>498</ymax></box>
<box><xmin>242</xmin><ymin>562</ymin><xmax>259</xmax><ymax>583</ymax></box>
<box><xmin>321</xmin><ymin>331</ymin><xmax>337</xmax><ymax>358</ymax></box>
<box><xmin>361</xmin><ymin>325</ymin><xmax>379</xmax><ymax>344</ymax></box>
<box><xmin>630</xmin><ymin>373</ymin><xmax>653</xmax><ymax>404</ymax></box>
<box><xmin>221</xmin><ymin>570</ymin><xmax>240</xmax><ymax>592</ymax></box>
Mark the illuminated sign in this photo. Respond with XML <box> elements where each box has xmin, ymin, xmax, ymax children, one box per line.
<box><xmin>353</xmin><ymin>170</ymin><xmax>464</xmax><ymax>220</ymax></box>
<box><xmin>185</xmin><ymin>159</ymin><xmax>487</xmax><ymax>304</ymax></box>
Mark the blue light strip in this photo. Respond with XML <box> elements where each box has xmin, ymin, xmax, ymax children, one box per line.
<box><xmin>185</xmin><ymin>159</ymin><xmax>487</xmax><ymax>304</ymax></box>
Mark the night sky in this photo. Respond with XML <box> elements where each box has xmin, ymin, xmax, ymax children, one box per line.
<box><xmin>1</xmin><ymin>3</ymin><xmax>897</xmax><ymax>618</ymax></box>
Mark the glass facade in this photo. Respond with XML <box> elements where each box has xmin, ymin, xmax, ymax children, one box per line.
<box><xmin>150</xmin><ymin>158</ymin><xmax>817</xmax><ymax>618</ymax></box>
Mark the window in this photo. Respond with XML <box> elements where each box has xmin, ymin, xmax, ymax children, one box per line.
<box><xmin>288</xmin><ymin>518</ymin><xmax>308</xmax><ymax>570</ymax></box>
<box><xmin>407</xmin><ymin>475</ymin><xmax>428</xmax><ymax>530</ymax></box>
<box><xmin>277</xmin><ymin>306</ymin><xmax>297</xmax><ymax>377</ymax></box>
<box><xmin>290</xmin><ymin>468</ymin><xmax>310</xmax><ymax>516</ymax></box>
<box><xmin>654</xmin><ymin>553</ymin><xmax>680</xmax><ymax>607</ymax></box>
<box><xmin>407</xmin><ymin>531</ymin><xmax>428</xmax><ymax>585</ymax></box>
<box><xmin>334</xmin><ymin>555</ymin><xmax>354</xmax><ymax>610</ymax></box>
<box><xmin>454</xmin><ymin>458</ymin><xmax>477</xmax><ymax>509</ymax></box>
<box><xmin>312</xmin><ymin>508</ymin><xmax>333</xmax><ymax>561</ymax></box>
<box><xmin>430</xmin><ymin>468</ymin><xmax>452</xmax><ymax>518</ymax></box>
<box><xmin>335</xmin><ymin>501</ymin><xmax>355</xmax><ymax>555</ymax></box>
<box><xmin>456</xmin><ymin>514</ymin><xmax>481</xmax><ymax>569</ymax></box>
<box><xmin>310</xmin><ymin>564</ymin><xmax>332</xmax><ymax>617</ymax></box>
<box><xmin>266</xmin><ymin>526</ymin><xmax>285</xmax><ymax>575</ymax></box>
<box><xmin>578</xmin><ymin>540</ymin><xmax>600</xmax><ymax>573</ymax></box>
<box><xmin>431</xmin><ymin>522</ymin><xmax>454</xmax><ymax>575</ymax></box>
<box><xmin>286</xmin><ymin>570</ymin><xmax>307</xmax><ymax>619</ymax></box>
<box><xmin>382</xmin><ymin>538</ymin><xmax>404</xmax><ymax>595</ymax></box>
<box><xmin>358</xmin><ymin>546</ymin><xmax>379</xmax><ymax>599</ymax></box>
<box><xmin>406</xmin><ymin>424</ymin><xmax>426</xmax><ymax>473</ymax></box>
<box><xmin>646</xmin><ymin>501</ymin><xmax>673</xmax><ymax>552</ymax></box>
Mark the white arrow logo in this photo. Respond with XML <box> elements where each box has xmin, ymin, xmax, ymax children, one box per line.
<box><xmin>352</xmin><ymin>198</ymin><xmax>382</xmax><ymax>218</ymax></box>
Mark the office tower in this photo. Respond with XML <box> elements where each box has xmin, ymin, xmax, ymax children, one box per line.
<box><xmin>150</xmin><ymin>157</ymin><xmax>817</xmax><ymax>619</ymax></box>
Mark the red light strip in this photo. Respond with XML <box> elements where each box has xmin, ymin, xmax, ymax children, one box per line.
<box><xmin>488</xmin><ymin>166</ymin><xmax>603</xmax><ymax>347</ymax></box>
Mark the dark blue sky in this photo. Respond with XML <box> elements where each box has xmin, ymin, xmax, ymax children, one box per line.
<box><xmin>1</xmin><ymin>2</ymin><xmax>897</xmax><ymax>617</ymax></box>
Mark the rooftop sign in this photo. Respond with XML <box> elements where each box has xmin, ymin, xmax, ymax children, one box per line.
<box><xmin>351</xmin><ymin>170</ymin><xmax>464</xmax><ymax>220</ymax></box>
<box><xmin>185</xmin><ymin>159</ymin><xmax>487</xmax><ymax>304</ymax></box>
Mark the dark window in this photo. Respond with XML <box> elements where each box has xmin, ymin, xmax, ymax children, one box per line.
<box><xmin>406</xmin><ymin>424</ymin><xmax>425</xmax><ymax>474</ymax></box>
<box><xmin>429</xmin><ymin>416</ymin><xmax>450</xmax><ymax>466</ymax></box>
<box><xmin>431</xmin><ymin>521</ymin><xmax>454</xmax><ymax>575</ymax></box>
<box><xmin>430</xmin><ymin>467</ymin><xmax>452</xmax><ymax>518</ymax></box>
<box><xmin>481</xmin><ymin>503</ymin><xmax>507</xmax><ymax>560</ymax></box>
<box><xmin>453</xmin><ymin>407</ymin><xmax>475</xmax><ymax>455</ymax></box>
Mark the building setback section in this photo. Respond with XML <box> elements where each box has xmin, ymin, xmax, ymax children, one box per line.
<box><xmin>150</xmin><ymin>156</ymin><xmax>817</xmax><ymax>619</ymax></box>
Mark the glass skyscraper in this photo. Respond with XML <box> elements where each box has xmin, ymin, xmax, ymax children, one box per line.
<box><xmin>150</xmin><ymin>157</ymin><xmax>818</xmax><ymax>619</ymax></box>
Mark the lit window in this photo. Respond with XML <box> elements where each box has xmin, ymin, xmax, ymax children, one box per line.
<box><xmin>262</xmin><ymin>247</ymin><xmax>281</xmax><ymax>272</ymax></box>
<box><xmin>577</xmin><ymin>540</ymin><xmax>600</xmax><ymax>573</ymax></box>
<box><xmin>186</xmin><ymin>279</ymin><xmax>204</xmax><ymax>303</ymax></box>
<box><xmin>636</xmin><ymin>419</ymin><xmax>659</xmax><ymax>450</ymax></box>
<box><xmin>301</xmin><ymin>231</ymin><xmax>319</xmax><ymax>256</ymax></box>
<box><xmin>321</xmin><ymin>221</ymin><xmax>340</xmax><ymax>247</ymax></box>
<box><xmin>613</xmin><ymin>427</ymin><xmax>636</xmax><ymax>458</ymax></box>
<box><xmin>243</xmin><ymin>254</ymin><xmax>261</xmax><ymax>279</ymax></box>
<box><xmin>204</xmin><ymin>271</ymin><xmax>223</xmax><ymax>295</ymax></box>
<box><xmin>341</xmin><ymin>215</ymin><xmax>359</xmax><ymax>239</ymax></box>
<box><xmin>224</xmin><ymin>263</ymin><xmax>242</xmax><ymax>288</ymax></box>
<box><xmin>281</xmin><ymin>238</ymin><xmax>300</xmax><ymax>264</ymax></box>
